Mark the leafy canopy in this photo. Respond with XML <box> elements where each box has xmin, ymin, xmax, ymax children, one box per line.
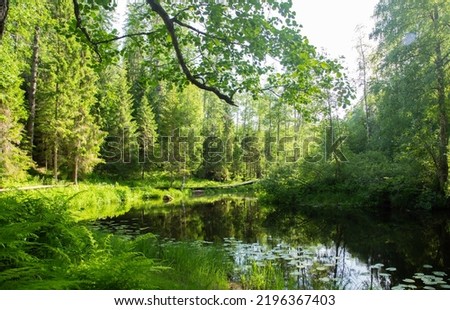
<box><xmin>75</xmin><ymin>0</ymin><xmax>352</xmax><ymax>107</ymax></box>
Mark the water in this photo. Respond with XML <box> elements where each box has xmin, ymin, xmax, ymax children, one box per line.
<box><xmin>90</xmin><ymin>196</ymin><xmax>450</xmax><ymax>290</ymax></box>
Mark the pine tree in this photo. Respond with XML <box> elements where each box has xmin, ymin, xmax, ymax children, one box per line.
<box><xmin>35</xmin><ymin>1</ymin><xmax>104</xmax><ymax>183</ymax></box>
<box><xmin>0</xmin><ymin>37</ymin><xmax>30</xmax><ymax>184</ymax></box>
<box><xmin>96</xmin><ymin>65</ymin><xmax>138</xmax><ymax>177</ymax></box>
<box><xmin>136</xmin><ymin>93</ymin><xmax>158</xmax><ymax>178</ymax></box>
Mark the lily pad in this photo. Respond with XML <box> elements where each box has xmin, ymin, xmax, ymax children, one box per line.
<box><xmin>440</xmin><ymin>285</ymin><xmax>450</xmax><ymax>289</ymax></box>
<box><xmin>391</xmin><ymin>286</ymin><xmax>405</xmax><ymax>290</ymax></box>
<box><xmin>422</xmin><ymin>280</ymin><xmax>437</xmax><ymax>286</ymax></box>
<box><xmin>432</xmin><ymin>271</ymin><xmax>447</xmax><ymax>277</ymax></box>
<box><xmin>316</xmin><ymin>266</ymin><xmax>327</xmax><ymax>271</ymax></box>
<box><xmin>423</xmin><ymin>264</ymin><xmax>433</xmax><ymax>269</ymax></box>
<box><xmin>319</xmin><ymin>277</ymin><xmax>331</xmax><ymax>283</ymax></box>
<box><xmin>403</xmin><ymin>278</ymin><xmax>415</xmax><ymax>284</ymax></box>
<box><xmin>379</xmin><ymin>273</ymin><xmax>391</xmax><ymax>278</ymax></box>
<box><xmin>288</xmin><ymin>260</ymin><xmax>300</xmax><ymax>266</ymax></box>
<box><xmin>386</xmin><ymin>267</ymin><xmax>397</xmax><ymax>272</ymax></box>
<box><xmin>423</xmin><ymin>286</ymin><xmax>436</xmax><ymax>290</ymax></box>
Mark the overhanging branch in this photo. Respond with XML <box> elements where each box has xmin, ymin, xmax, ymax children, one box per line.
<box><xmin>73</xmin><ymin>1</ymin><xmax>156</xmax><ymax>57</ymax></box>
<box><xmin>73</xmin><ymin>0</ymin><xmax>102</xmax><ymax>60</ymax></box>
<box><xmin>72</xmin><ymin>0</ymin><xmax>238</xmax><ymax>106</ymax></box>
<box><xmin>147</xmin><ymin>0</ymin><xmax>237</xmax><ymax>106</ymax></box>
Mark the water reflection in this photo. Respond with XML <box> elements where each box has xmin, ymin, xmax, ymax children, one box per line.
<box><xmin>264</xmin><ymin>206</ymin><xmax>450</xmax><ymax>289</ymax></box>
<box><xmin>92</xmin><ymin>197</ymin><xmax>264</xmax><ymax>242</ymax></box>
<box><xmin>91</xmin><ymin>196</ymin><xmax>450</xmax><ymax>290</ymax></box>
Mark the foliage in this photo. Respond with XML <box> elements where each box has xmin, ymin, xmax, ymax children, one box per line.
<box><xmin>82</xmin><ymin>0</ymin><xmax>349</xmax><ymax>106</ymax></box>
<box><xmin>260</xmin><ymin>148</ymin><xmax>439</xmax><ymax>210</ymax></box>
<box><xmin>0</xmin><ymin>192</ymin><xmax>97</xmax><ymax>289</ymax></box>
<box><xmin>95</xmin><ymin>65</ymin><xmax>138</xmax><ymax>177</ymax></box>
<box><xmin>371</xmin><ymin>0</ymin><xmax>450</xmax><ymax>195</ymax></box>
<box><xmin>34</xmin><ymin>0</ymin><xmax>105</xmax><ymax>183</ymax></box>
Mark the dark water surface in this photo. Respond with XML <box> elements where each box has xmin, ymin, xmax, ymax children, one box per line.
<box><xmin>91</xmin><ymin>196</ymin><xmax>450</xmax><ymax>290</ymax></box>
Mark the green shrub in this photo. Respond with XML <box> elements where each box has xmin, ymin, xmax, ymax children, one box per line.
<box><xmin>260</xmin><ymin>150</ymin><xmax>437</xmax><ymax>210</ymax></box>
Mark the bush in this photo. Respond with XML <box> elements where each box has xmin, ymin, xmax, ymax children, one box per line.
<box><xmin>260</xmin><ymin>150</ymin><xmax>437</xmax><ymax>210</ymax></box>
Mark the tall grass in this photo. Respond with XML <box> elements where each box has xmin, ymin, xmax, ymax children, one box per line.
<box><xmin>239</xmin><ymin>262</ymin><xmax>286</xmax><ymax>290</ymax></box>
<box><xmin>134</xmin><ymin>236</ymin><xmax>231</xmax><ymax>289</ymax></box>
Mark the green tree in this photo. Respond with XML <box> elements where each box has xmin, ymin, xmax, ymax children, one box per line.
<box><xmin>157</xmin><ymin>84</ymin><xmax>203</xmax><ymax>184</ymax></box>
<box><xmin>136</xmin><ymin>93</ymin><xmax>158</xmax><ymax>178</ymax></box>
<box><xmin>372</xmin><ymin>0</ymin><xmax>450</xmax><ymax>195</ymax></box>
<box><xmin>200</xmin><ymin>91</ymin><xmax>234</xmax><ymax>181</ymax></box>
<box><xmin>35</xmin><ymin>0</ymin><xmax>104</xmax><ymax>183</ymax></box>
<box><xmin>0</xmin><ymin>37</ymin><xmax>30</xmax><ymax>184</ymax></box>
<box><xmin>96</xmin><ymin>65</ymin><xmax>138</xmax><ymax>177</ymax></box>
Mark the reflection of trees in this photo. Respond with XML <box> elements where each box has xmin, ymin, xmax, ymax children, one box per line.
<box><xmin>104</xmin><ymin>197</ymin><xmax>266</xmax><ymax>242</ymax></box>
<box><xmin>265</xmin><ymin>207</ymin><xmax>450</xmax><ymax>283</ymax></box>
<box><xmin>197</xmin><ymin>198</ymin><xmax>265</xmax><ymax>242</ymax></box>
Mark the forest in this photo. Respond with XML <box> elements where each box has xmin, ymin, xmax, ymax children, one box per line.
<box><xmin>0</xmin><ymin>0</ymin><xmax>450</xmax><ymax>290</ymax></box>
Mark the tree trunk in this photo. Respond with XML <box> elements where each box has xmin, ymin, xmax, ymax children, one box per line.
<box><xmin>73</xmin><ymin>156</ymin><xmax>78</xmax><ymax>185</ymax></box>
<box><xmin>27</xmin><ymin>26</ymin><xmax>40</xmax><ymax>156</ymax></box>
<box><xmin>433</xmin><ymin>5</ymin><xmax>448</xmax><ymax>195</ymax></box>
<box><xmin>436</xmin><ymin>43</ymin><xmax>448</xmax><ymax>195</ymax></box>
<box><xmin>53</xmin><ymin>82</ymin><xmax>59</xmax><ymax>182</ymax></box>
<box><xmin>357</xmin><ymin>37</ymin><xmax>371</xmax><ymax>141</ymax></box>
<box><xmin>0</xmin><ymin>0</ymin><xmax>9</xmax><ymax>39</ymax></box>
<box><xmin>53</xmin><ymin>144</ymin><xmax>58</xmax><ymax>181</ymax></box>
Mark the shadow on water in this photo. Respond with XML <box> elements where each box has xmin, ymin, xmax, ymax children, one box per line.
<box><xmin>90</xmin><ymin>196</ymin><xmax>450</xmax><ymax>290</ymax></box>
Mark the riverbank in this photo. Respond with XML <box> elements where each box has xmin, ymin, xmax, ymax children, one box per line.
<box><xmin>0</xmin><ymin>189</ymin><xmax>232</xmax><ymax>290</ymax></box>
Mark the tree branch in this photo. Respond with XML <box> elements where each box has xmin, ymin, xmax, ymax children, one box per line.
<box><xmin>147</xmin><ymin>0</ymin><xmax>237</xmax><ymax>106</ymax></box>
<box><xmin>172</xmin><ymin>6</ymin><xmax>195</xmax><ymax>20</ymax></box>
<box><xmin>94</xmin><ymin>31</ymin><xmax>157</xmax><ymax>45</ymax></box>
<box><xmin>72</xmin><ymin>0</ymin><xmax>102</xmax><ymax>60</ymax></box>
<box><xmin>72</xmin><ymin>0</ymin><xmax>238</xmax><ymax>105</ymax></box>
<box><xmin>73</xmin><ymin>0</ymin><xmax>157</xmax><ymax>60</ymax></box>
<box><xmin>173</xmin><ymin>17</ymin><xmax>245</xmax><ymax>48</ymax></box>
<box><xmin>172</xmin><ymin>18</ymin><xmax>228</xmax><ymax>42</ymax></box>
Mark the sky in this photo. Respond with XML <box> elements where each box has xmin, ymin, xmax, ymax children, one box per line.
<box><xmin>293</xmin><ymin>0</ymin><xmax>378</xmax><ymax>74</ymax></box>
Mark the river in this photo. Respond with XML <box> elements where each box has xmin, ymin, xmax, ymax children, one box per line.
<box><xmin>90</xmin><ymin>195</ymin><xmax>450</xmax><ymax>290</ymax></box>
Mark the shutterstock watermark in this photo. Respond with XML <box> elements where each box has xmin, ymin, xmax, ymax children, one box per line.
<box><xmin>126</xmin><ymin>0</ymin><xmax>229</xmax><ymax>5</ymax></box>
<box><xmin>101</xmin><ymin>127</ymin><xmax>348</xmax><ymax>164</ymax></box>
<box><xmin>127</xmin><ymin>0</ymin><xmax>270</xmax><ymax>6</ymax></box>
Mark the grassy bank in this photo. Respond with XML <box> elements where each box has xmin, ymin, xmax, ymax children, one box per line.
<box><xmin>0</xmin><ymin>190</ymin><xmax>231</xmax><ymax>289</ymax></box>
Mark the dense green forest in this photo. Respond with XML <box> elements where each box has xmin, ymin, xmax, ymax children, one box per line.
<box><xmin>1</xmin><ymin>0</ymin><xmax>449</xmax><ymax>208</ymax></box>
<box><xmin>0</xmin><ymin>0</ymin><xmax>449</xmax><ymax>290</ymax></box>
